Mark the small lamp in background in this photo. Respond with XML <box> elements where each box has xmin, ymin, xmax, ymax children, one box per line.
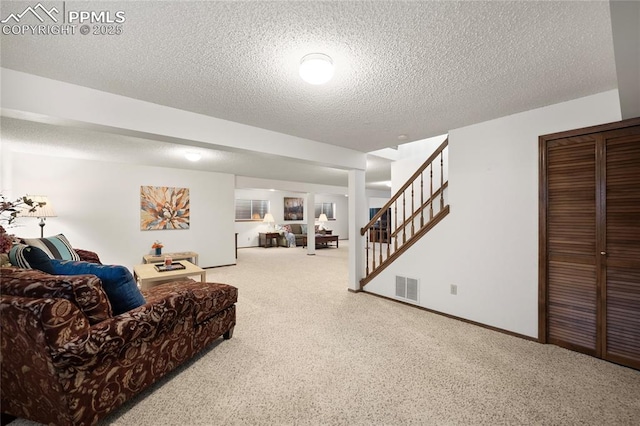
<box><xmin>263</xmin><ymin>213</ymin><xmax>275</xmax><ymax>231</ymax></box>
<box><xmin>21</xmin><ymin>195</ymin><xmax>56</xmax><ymax>237</ymax></box>
<box><xmin>318</xmin><ymin>213</ymin><xmax>328</xmax><ymax>230</ymax></box>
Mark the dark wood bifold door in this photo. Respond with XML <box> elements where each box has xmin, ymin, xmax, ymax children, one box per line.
<box><xmin>540</xmin><ymin>118</ymin><xmax>640</xmax><ymax>370</ymax></box>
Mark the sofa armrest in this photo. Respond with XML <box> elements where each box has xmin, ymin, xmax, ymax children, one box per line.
<box><xmin>1</xmin><ymin>267</ymin><xmax>112</xmax><ymax>324</ymax></box>
<box><xmin>0</xmin><ymin>296</ymin><xmax>88</xmax><ymax>425</ymax></box>
<box><xmin>74</xmin><ymin>248</ymin><xmax>102</xmax><ymax>264</ymax></box>
<box><xmin>50</xmin><ymin>289</ymin><xmax>193</xmax><ymax>368</ymax></box>
<box><xmin>1</xmin><ymin>295</ymin><xmax>91</xmax><ymax>350</ymax></box>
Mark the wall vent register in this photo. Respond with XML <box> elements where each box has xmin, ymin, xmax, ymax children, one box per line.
<box><xmin>396</xmin><ymin>276</ymin><xmax>419</xmax><ymax>302</ymax></box>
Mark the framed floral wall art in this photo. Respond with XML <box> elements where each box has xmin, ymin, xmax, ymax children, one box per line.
<box><xmin>140</xmin><ymin>186</ymin><xmax>190</xmax><ymax>230</ymax></box>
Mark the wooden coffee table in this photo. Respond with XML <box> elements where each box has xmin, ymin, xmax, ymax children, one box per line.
<box><xmin>133</xmin><ymin>260</ymin><xmax>206</xmax><ymax>290</ymax></box>
<box><xmin>301</xmin><ymin>235</ymin><xmax>339</xmax><ymax>248</ymax></box>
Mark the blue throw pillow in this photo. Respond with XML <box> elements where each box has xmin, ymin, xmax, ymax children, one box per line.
<box><xmin>9</xmin><ymin>244</ymin><xmax>55</xmax><ymax>274</ymax></box>
<box><xmin>50</xmin><ymin>259</ymin><xmax>146</xmax><ymax>315</ymax></box>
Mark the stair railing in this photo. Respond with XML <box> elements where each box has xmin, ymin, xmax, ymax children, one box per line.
<box><xmin>360</xmin><ymin>138</ymin><xmax>450</xmax><ymax>287</ymax></box>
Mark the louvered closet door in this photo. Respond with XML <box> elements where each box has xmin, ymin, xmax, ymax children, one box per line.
<box><xmin>603</xmin><ymin>129</ymin><xmax>640</xmax><ymax>368</ymax></box>
<box><xmin>546</xmin><ymin>137</ymin><xmax>599</xmax><ymax>355</ymax></box>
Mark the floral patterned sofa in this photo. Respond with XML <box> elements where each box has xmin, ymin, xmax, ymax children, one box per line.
<box><xmin>0</xmin><ymin>249</ymin><xmax>237</xmax><ymax>426</ymax></box>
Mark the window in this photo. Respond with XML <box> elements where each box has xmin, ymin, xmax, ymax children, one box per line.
<box><xmin>235</xmin><ymin>199</ymin><xmax>269</xmax><ymax>221</ymax></box>
<box><xmin>315</xmin><ymin>202</ymin><xmax>335</xmax><ymax>219</ymax></box>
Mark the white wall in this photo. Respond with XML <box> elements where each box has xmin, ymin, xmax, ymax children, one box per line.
<box><xmin>235</xmin><ymin>188</ymin><xmax>348</xmax><ymax>248</ymax></box>
<box><xmin>8</xmin><ymin>153</ymin><xmax>236</xmax><ymax>269</ymax></box>
<box><xmin>392</xmin><ymin>134</ymin><xmax>448</xmax><ymax>192</ymax></box>
<box><xmin>368</xmin><ymin>197</ymin><xmax>388</xmax><ymax>210</ymax></box>
<box><xmin>365</xmin><ymin>90</ymin><xmax>622</xmax><ymax>338</ymax></box>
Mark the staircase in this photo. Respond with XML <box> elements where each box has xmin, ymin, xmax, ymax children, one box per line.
<box><xmin>360</xmin><ymin>138</ymin><xmax>450</xmax><ymax>288</ymax></box>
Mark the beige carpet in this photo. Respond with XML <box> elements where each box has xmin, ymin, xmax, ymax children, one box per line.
<box><xmin>12</xmin><ymin>242</ymin><xmax>640</xmax><ymax>425</ymax></box>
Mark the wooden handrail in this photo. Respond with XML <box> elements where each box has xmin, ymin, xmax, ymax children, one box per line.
<box><xmin>361</xmin><ymin>138</ymin><xmax>449</xmax><ymax>235</ymax></box>
<box><xmin>360</xmin><ymin>206</ymin><xmax>450</xmax><ymax>288</ymax></box>
<box><xmin>359</xmin><ymin>137</ymin><xmax>450</xmax><ymax>288</ymax></box>
<box><xmin>389</xmin><ymin>181</ymin><xmax>448</xmax><ymax>239</ymax></box>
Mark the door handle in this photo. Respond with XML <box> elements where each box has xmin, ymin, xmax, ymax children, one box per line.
<box><xmin>600</xmin><ymin>251</ymin><xmax>606</xmax><ymax>255</ymax></box>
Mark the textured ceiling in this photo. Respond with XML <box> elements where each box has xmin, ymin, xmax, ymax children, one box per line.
<box><xmin>0</xmin><ymin>0</ymin><xmax>617</xmax><ymax>153</ymax></box>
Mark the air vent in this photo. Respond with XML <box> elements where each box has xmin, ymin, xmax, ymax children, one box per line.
<box><xmin>395</xmin><ymin>275</ymin><xmax>419</xmax><ymax>302</ymax></box>
<box><xmin>395</xmin><ymin>276</ymin><xmax>406</xmax><ymax>298</ymax></box>
<box><xmin>407</xmin><ymin>278</ymin><xmax>418</xmax><ymax>301</ymax></box>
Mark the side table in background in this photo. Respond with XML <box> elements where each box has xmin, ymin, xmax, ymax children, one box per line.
<box><xmin>259</xmin><ymin>232</ymin><xmax>280</xmax><ymax>248</ymax></box>
<box><xmin>142</xmin><ymin>251</ymin><xmax>199</xmax><ymax>265</ymax></box>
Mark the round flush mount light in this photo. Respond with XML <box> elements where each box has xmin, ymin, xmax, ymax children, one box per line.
<box><xmin>299</xmin><ymin>53</ymin><xmax>334</xmax><ymax>85</ymax></box>
<box><xmin>184</xmin><ymin>152</ymin><xmax>202</xmax><ymax>162</ymax></box>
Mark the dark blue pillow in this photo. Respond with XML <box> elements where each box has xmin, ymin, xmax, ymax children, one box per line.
<box><xmin>50</xmin><ymin>259</ymin><xmax>146</xmax><ymax>315</ymax></box>
<box><xmin>9</xmin><ymin>244</ymin><xmax>55</xmax><ymax>274</ymax></box>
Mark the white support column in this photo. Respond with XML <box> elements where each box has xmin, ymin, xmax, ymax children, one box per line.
<box><xmin>348</xmin><ymin>169</ymin><xmax>366</xmax><ymax>291</ymax></box>
<box><xmin>306</xmin><ymin>192</ymin><xmax>316</xmax><ymax>255</ymax></box>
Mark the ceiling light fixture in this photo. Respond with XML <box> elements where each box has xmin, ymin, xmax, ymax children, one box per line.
<box><xmin>184</xmin><ymin>152</ymin><xmax>201</xmax><ymax>162</ymax></box>
<box><xmin>299</xmin><ymin>53</ymin><xmax>334</xmax><ymax>85</ymax></box>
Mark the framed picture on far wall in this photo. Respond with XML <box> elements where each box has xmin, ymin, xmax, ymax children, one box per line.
<box><xmin>283</xmin><ymin>197</ymin><xmax>304</xmax><ymax>221</ymax></box>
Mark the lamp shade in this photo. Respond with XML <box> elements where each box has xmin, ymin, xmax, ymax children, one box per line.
<box><xmin>263</xmin><ymin>213</ymin><xmax>275</xmax><ymax>223</ymax></box>
<box><xmin>318</xmin><ymin>213</ymin><xmax>328</xmax><ymax>223</ymax></box>
<box><xmin>20</xmin><ymin>195</ymin><xmax>56</xmax><ymax>218</ymax></box>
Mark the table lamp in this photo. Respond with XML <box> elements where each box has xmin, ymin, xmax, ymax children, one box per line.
<box><xmin>263</xmin><ymin>213</ymin><xmax>275</xmax><ymax>231</ymax></box>
<box><xmin>21</xmin><ymin>195</ymin><xmax>56</xmax><ymax>237</ymax></box>
<box><xmin>318</xmin><ymin>213</ymin><xmax>328</xmax><ymax>230</ymax></box>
